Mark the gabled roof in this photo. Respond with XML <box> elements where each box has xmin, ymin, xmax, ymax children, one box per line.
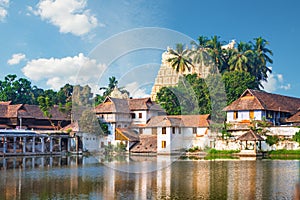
<box><xmin>237</xmin><ymin>130</ymin><xmax>264</xmax><ymax>141</ymax></box>
<box><xmin>146</xmin><ymin>114</ymin><xmax>210</xmax><ymax>127</ymax></box>
<box><xmin>224</xmin><ymin>89</ymin><xmax>300</xmax><ymax>113</ymax></box>
<box><xmin>95</xmin><ymin>96</ymin><xmax>164</xmax><ymax>113</ymax></box>
<box><xmin>95</xmin><ymin>97</ymin><xmax>130</xmax><ymax>114</ymax></box>
<box><xmin>130</xmin><ymin>135</ymin><xmax>157</xmax><ymax>153</ymax></box>
<box><xmin>286</xmin><ymin>110</ymin><xmax>300</xmax><ymax>123</ymax></box>
<box><xmin>0</xmin><ymin>101</ymin><xmax>69</xmax><ymax>120</ymax></box>
<box><xmin>115</xmin><ymin>128</ymin><xmax>139</xmax><ymax>141</ymax></box>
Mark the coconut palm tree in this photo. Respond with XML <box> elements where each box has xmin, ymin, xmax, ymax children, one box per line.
<box><xmin>228</xmin><ymin>42</ymin><xmax>254</xmax><ymax>72</ymax></box>
<box><xmin>205</xmin><ymin>35</ymin><xmax>227</xmax><ymax>73</ymax></box>
<box><xmin>251</xmin><ymin>37</ymin><xmax>273</xmax><ymax>86</ymax></box>
<box><xmin>166</xmin><ymin>43</ymin><xmax>194</xmax><ymax>73</ymax></box>
<box><xmin>190</xmin><ymin>36</ymin><xmax>211</xmax><ymax>69</ymax></box>
<box><xmin>99</xmin><ymin>76</ymin><xmax>118</xmax><ymax>97</ymax></box>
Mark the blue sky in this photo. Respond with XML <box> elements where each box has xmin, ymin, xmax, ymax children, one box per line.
<box><xmin>0</xmin><ymin>0</ymin><xmax>299</xmax><ymax>98</ymax></box>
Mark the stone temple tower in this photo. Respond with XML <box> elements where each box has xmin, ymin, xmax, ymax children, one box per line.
<box><xmin>150</xmin><ymin>50</ymin><xmax>211</xmax><ymax>101</ymax></box>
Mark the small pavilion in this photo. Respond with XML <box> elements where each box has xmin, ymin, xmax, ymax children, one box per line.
<box><xmin>237</xmin><ymin>129</ymin><xmax>265</xmax><ymax>153</ymax></box>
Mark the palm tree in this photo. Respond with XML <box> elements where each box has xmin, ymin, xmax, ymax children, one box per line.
<box><xmin>189</xmin><ymin>36</ymin><xmax>211</xmax><ymax>70</ymax></box>
<box><xmin>252</xmin><ymin>37</ymin><xmax>273</xmax><ymax>85</ymax></box>
<box><xmin>206</xmin><ymin>35</ymin><xmax>227</xmax><ymax>73</ymax></box>
<box><xmin>99</xmin><ymin>76</ymin><xmax>118</xmax><ymax>97</ymax></box>
<box><xmin>166</xmin><ymin>43</ymin><xmax>194</xmax><ymax>73</ymax></box>
<box><xmin>228</xmin><ymin>42</ymin><xmax>254</xmax><ymax>71</ymax></box>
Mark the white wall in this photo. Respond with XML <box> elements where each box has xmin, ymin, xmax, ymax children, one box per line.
<box><xmin>131</xmin><ymin>110</ymin><xmax>148</xmax><ymax>124</ymax></box>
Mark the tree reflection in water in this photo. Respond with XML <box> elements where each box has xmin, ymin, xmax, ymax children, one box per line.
<box><xmin>0</xmin><ymin>156</ymin><xmax>299</xmax><ymax>199</ymax></box>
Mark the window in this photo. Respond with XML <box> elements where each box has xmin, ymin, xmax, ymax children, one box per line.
<box><xmin>233</xmin><ymin>111</ymin><xmax>238</xmax><ymax>120</ymax></box>
<box><xmin>162</xmin><ymin>127</ymin><xmax>166</xmax><ymax>134</ymax></box>
<box><xmin>131</xmin><ymin>113</ymin><xmax>136</xmax><ymax>119</ymax></box>
<box><xmin>249</xmin><ymin>110</ymin><xmax>254</xmax><ymax>120</ymax></box>
<box><xmin>193</xmin><ymin>128</ymin><xmax>197</xmax><ymax>134</ymax></box>
<box><xmin>139</xmin><ymin>113</ymin><xmax>142</xmax><ymax>118</ymax></box>
<box><xmin>172</xmin><ymin>127</ymin><xmax>176</xmax><ymax>134</ymax></box>
<box><xmin>101</xmin><ymin>115</ymin><xmax>104</xmax><ymax>118</ymax></box>
<box><xmin>162</xmin><ymin>141</ymin><xmax>166</xmax><ymax>148</ymax></box>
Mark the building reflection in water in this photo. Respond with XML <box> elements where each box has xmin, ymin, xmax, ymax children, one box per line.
<box><xmin>0</xmin><ymin>156</ymin><xmax>299</xmax><ymax>199</ymax></box>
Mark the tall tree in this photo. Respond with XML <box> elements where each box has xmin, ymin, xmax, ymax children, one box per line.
<box><xmin>222</xmin><ymin>71</ymin><xmax>258</xmax><ymax>104</ymax></box>
<box><xmin>99</xmin><ymin>76</ymin><xmax>118</xmax><ymax>97</ymax></box>
<box><xmin>228</xmin><ymin>42</ymin><xmax>254</xmax><ymax>72</ymax></box>
<box><xmin>166</xmin><ymin>43</ymin><xmax>194</xmax><ymax>73</ymax></box>
<box><xmin>252</xmin><ymin>37</ymin><xmax>273</xmax><ymax>86</ymax></box>
<box><xmin>37</xmin><ymin>96</ymin><xmax>55</xmax><ymax>128</ymax></box>
<box><xmin>190</xmin><ymin>36</ymin><xmax>211</xmax><ymax>71</ymax></box>
<box><xmin>206</xmin><ymin>36</ymin><xmax>227</xmax><ymax>73</ymax></box>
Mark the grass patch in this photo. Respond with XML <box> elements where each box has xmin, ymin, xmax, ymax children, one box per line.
<box><xmin>269</xmin><ymin>149</ymin><xmax>300</xmax><ymax>155</ymax></box>
<box><xmin>207</xmin><ymin>148</ymin><xmax>240</xmax><ymax>154</ymax></box>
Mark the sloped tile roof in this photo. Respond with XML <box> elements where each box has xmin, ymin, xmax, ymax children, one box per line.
<box><xmin>130</xmin><ymin>135</ymin><xmax>157</xmax><ymax>153</ymax></box>
<box><xmin>224</xmin><ymin>89</ymin><xmax>300</xmax><ymax>113</ymax></box>
<box><xmin>95</xmin><ymin>97</ymin><xmax>130</xmax><ymax>113</ymax></box>
<box><xmin>237</xmin><ymin>130</ymin><xmax>264</xmax><ymax>141</ymax></box>
<box><xmin>61</xmin><ymin>121</ymin><xmax>79</xmax><ymax>132</ymax></box>
<box><xmin>23</xmin><ymin>105</ymin><xmax>69</xmax><ymax>120</ymax></box>
<box><xmin>95</xmin><ymin>97</ymin><xmax>164</xmax><ymax>113</ymax></box>
<box><xmin>286</xmin><ymin>110</ymin><xmax>300</xmax><ymax>123</ymax></box>
<box><xmin>0</xmin><ymin>101</ymin><xmax>69</xmax><ymax>120</ymax></box>
<box><xmin>116</xmin><ymin>128</ymin><xmax>139</xmax><ymax>141</ymax></box>
<box><xmin>146</xmin><ymin>114</ymin><xmax>210</xmax><ymax>127</ymax></box>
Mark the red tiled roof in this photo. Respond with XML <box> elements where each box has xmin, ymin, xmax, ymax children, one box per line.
<box><xmin>0</xmin><ymin>101</ymin><xmax>69</xmax><ymax>120</ymax></box>
<box><xmin>237</xmin><ymin>130</ymin><xmax>264</xmax><ymax>141</ymax></box>
<box><xmin>130</xmin><ymin>135</ymin><xmax>157</xmax><ymax>153</ymax></box>
<box><xmin>61</xmin><ymin>121</ymin><xmax>79</xmax><ymax>132</ymax></box>
<box><xmin>146</xmin><ymin>114</ymin><xmax>210</xmax><ymax>127</ymax></box>
<box><xmin>0</xmin><ymin>101</ymin><xmax>12</xmax><ymax>105</ymax></box>
<box><xmin>95</xmin><ymin>97</ymin><xmax>130</xmax><ymax>113</ymax></box>
<box><xmin>286</xmin><ymin>110</ymin><xmax>300</xmax><ymax>123</ymax></box>
<box><xmin>115</xmin><ymin>128</ymin><xmax>139</xmax><ymax>141</ymax></box>
<box><xmin>224</xmin><ymin>89</ymin><xmax>300</xmax><ymax>113</ymax></box>
<box><xmin>95</xmin><ymin>97</ymin><xmax>164</xmax><ymax>113</ymax></box>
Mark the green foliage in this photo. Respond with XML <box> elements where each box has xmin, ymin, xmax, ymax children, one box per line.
<box><xmin>293</xmin><ymin>131</ymin><xmax>300</xmax><ymax>144</ymax></box>
<box><xmin>222</xmin><ymin>71</ymin><xmax>258</xmax><ymax>105</ymax></box>
<box><xmin>187</xmin><ymin>146</ymin><xmax>200</xmax><ymax>152</ymax></box>
<box><xmin>266</xmin><ymin>135</ymin><xmax>280</xmax><ymax>146</ymax></box>
<box><xmin>157</xmin><ymin>74</ymin><xmax>212</xmax><ymax>115</ymax></box>
<box><xmin>37</xmin><ymin>96</ymin><xmax>54</xmax><ymax>119</ymax></box>
<box><xmin>269</xmin><ymin>149</ymin><xmax>300</xmax><ymax>155</ymax></box>
<box><xmin>207</xmin><ymin>148</ymin><xmax>240</xmax><ymax>154</ymax></box>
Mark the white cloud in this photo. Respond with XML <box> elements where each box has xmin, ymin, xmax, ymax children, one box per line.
<box><xmin>261</xmin><ymin>71</ymin><xmax>291</xmax><ymax>92</ymax></box>
<box><xmin>7</xmin><ymin>53</ymin><xmax>26</xmax><ymax>65</ymax></box>
<box><xmin>22</xmin><ymin>53</ymin><xmax>106</xmax><ymax>92</ymax></box>
<box><xmin>33</xmin><ymin>0</ymin><xmax>98</xmax><ymax>36</ymax></box>
<box><xmin>0</xmin><ymin>0</ymin><xmax>9</xmax><ymax>22</ymax></box>
<box><xmin>125</xmin><ymin>82</ymin><xmax>149</xmax><ymax>98</ymax></box>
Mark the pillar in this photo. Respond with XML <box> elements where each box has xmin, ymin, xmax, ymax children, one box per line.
<box><xmin>41</xmin><ymin>137</ymin><xmax>45</xmax><ymax>153</ymax></box>
<box><xmin>13</xmin><ymin>137</ymin><xmax>17</xmax><ymax>153</ymax></box>
<box><xmin>50</xmin><ymin>137</ymin><xmax>53</xmax><ymax>153</ymax></box>
<box><xmin>23</xmin><ymin>137</ymin><xmax>26</xmax><ymax>153</ymax></box>
<box><xmin>3</xmin><ymin>136</ymin><xmax>7</xmax><ymax>154</ymax></box>
<box><xmin>58</xmin><ymin>138</ymin><xmax>62</xmax><ymax>152</ymax></box>
<box><xmin>67</xmin><ymin>138</ymin><xmax>71</xmax><ymax>152</ymax></box>
<box><xmin>32</xmin><ymin>136</ymin><xmax>36</xmax><ymax>153</ymax></box>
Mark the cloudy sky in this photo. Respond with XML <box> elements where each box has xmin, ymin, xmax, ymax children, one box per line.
<box><xmin>1</xmin><ymin>0</ymin><xmax>300</xmax><ymax>98</ymax></box>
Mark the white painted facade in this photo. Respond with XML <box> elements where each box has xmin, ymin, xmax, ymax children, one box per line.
<box><xmin>78</xmin><ymin>132</ymin><xmax>116</xmax><ymax>152</ymax></box>
<box><xmin>154</xmin><ymin>126</ymin><xmax>210</xmax><ymax>154</ymax></box>
<box><xmin>226</xmin><ymin>110</ymin><xmax>263</xmax><ymax>122</ymax></box>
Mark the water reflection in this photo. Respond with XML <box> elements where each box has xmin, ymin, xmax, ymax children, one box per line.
<box><xmin>0</xmin><ymin>156</ymin><xmax>299</xmax><ymax>199</ymax></box>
